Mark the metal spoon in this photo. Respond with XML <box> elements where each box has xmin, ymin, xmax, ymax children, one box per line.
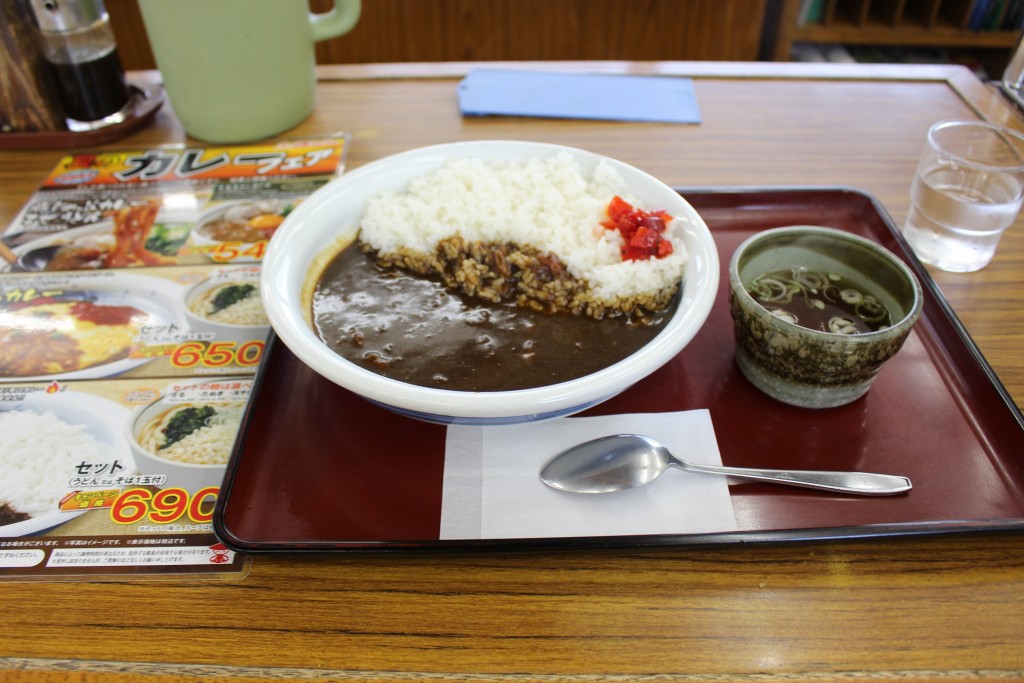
<box><xmin>540</xmin><ymin>434</ymin><xmax>912</xmax><ymax>496</ymax></box>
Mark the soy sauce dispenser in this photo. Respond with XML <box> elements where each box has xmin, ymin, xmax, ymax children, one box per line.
<box><xmin>28</xmin><ymin>0</ymin><xmax>132</xmax><ymax>130</ymax></box>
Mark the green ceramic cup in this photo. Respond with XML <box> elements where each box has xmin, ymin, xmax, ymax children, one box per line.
<box><xmin>728</xmin><ymin>225</ymin><xmax>923</xmax><ymax>409</ymax></box>
<box><xmin>138</xmin><ymin>0</ymin><xmax>360</xmax><ymax>143</ymax></box>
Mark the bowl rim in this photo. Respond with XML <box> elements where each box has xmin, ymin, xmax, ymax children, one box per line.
<box><xmin>126</xmin><ymin>385</ymin><xmax>245</xmax><ymax>471</ymax></box>
<box><xmin>182</xmin><ymin>268</ymin><xmax>270</xmax><ymax>331</ymax></box>
<box><xmin>728</xmin><ymin>224</ymin><xmax>924</xmax><ymax>341</ymax></box>
<box><xmin>260</xmin><ymin>139</ymin><xmax>720</xmax><ymax>420</ymax></box>
<box><xmin>0</xmin><ymin>271</ymin><xmax>188</xmax><ymax>381</ymax></box>
<box><xmin>191</xmin><ymin>197</ymin><xmax>295</xmax><ymax>242</ymax></box>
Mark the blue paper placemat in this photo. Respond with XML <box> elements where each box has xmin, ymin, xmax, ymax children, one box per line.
<box><xmin>457</xmin><ymin>68</ymin><xmax>702</xmax><ymax>124</ymax></box>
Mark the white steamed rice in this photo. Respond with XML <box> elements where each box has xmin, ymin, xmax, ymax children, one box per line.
<box><xmin>358</xmin><ymin>152</ymin><xmax>688</xmax><ymax>302</ymax></box>
<box><xmin>0</xmin><ymin>408</ymin><xmax>110</xmax><ymax>519</ymax></box>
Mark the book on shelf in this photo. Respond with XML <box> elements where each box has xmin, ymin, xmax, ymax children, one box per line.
<box><xmin>797</xmin><ymin>0</ymin><xmax>826</xmax><ymax>25</ymax></box>
<box><xmin>970</xmin><ymin>0</ymin><xmax>1024</xmax><ymax>30</ymax></box>
<box><xmin>795</xmin><ymin>0</ymin><xmax>1024</xmax><ymax>30</ymax></box>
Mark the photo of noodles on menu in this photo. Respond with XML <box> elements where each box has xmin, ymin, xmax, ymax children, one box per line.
<box><xmin>0</xmin><ymin>137</ymin><xmax>347</xmax><ymax>577</ymax></box>
<box><xmin>1</xmin><ymin>138</ymin><xmax>347</xmax><ymax>272</ymax></box>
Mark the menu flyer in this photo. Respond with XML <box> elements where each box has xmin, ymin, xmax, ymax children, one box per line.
<box><xmin>0</xmin><ymin>135</ymin><xmax>349</xmax><ymax>579</ymax></box>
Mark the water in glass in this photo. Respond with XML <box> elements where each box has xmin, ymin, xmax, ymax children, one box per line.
<box><xmin>904</xmin><ymin>166</ymin><xmax>1023</xmax><ymax>273</ymax></box>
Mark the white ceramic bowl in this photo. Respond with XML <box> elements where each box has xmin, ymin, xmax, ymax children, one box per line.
<box><xmin>189</xmin><ymin>199</ymin><xmax>294</xmax><ymax>262</ymax></box>
<box><xmin>0</xmin><ymin>390</ymin><xmax>132</xmax><ymax>537</ymax></box>
<box><xmin>261</xmin><ymin>140</ymin><xmax>719</xmax><ymax>425</ymax></box>
<box><xmin>126</xmin><ymin>381</ymin><xmax>248</xmax><ymax>491</ymax></box>
<box><xmin>182</xmin><ymin>266</ymin><xmax>270</xmax><ymax>344</ymax></box>
<box><xmin>0</xmin><ymin>271</ymin><xmax>186</xmax><ymax>381</ymax></box>
<box><xmin>4</xmin><ymin>210</ymin><xmax>195</xmax><ymax>273</ymax></box>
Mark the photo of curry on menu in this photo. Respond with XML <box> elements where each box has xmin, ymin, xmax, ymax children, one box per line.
<box><xmin>0</xmin><ymin>137</ymin><xmax>347</xmax><ymax>574</ymax></box>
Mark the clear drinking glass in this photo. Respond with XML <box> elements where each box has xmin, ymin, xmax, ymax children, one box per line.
<box><xmin>903</xmin><ymin>120</ymin><xmax>1024</xmax><ymax>273</ymax></box>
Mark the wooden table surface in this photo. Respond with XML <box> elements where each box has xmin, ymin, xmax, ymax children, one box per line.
<box><xmin>2</xmin><ymin>61</ymin><xmax>1023</xmax><ymax>682</ymax></box>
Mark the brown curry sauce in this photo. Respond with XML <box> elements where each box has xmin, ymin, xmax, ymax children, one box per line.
<box><xmin>311</xmin><ymin>245</ymin><xmax>675</xmax><ymax>392</ymax></box>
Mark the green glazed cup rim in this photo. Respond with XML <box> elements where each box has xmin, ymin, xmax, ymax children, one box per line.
<box><xmin>728</xmin><ymin>225</ymin><xmax>924</xmax><ymax>342</ymax></box>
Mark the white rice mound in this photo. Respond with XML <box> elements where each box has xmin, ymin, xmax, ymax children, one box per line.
<box><xmin>0</xmin><ymin>408</ymin><xmax>110</xmax><ymax>519</ymax></box>
<box><xmin>359</xmin><ymin>153</ymin><xmax>688</xmax><ymax>304</ymax></box>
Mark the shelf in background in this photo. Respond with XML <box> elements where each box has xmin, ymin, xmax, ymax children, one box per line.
<box><xmin>773</xmin><ymin>0</ymin><xmax>1022</xmax><ymax>64</ymax></box>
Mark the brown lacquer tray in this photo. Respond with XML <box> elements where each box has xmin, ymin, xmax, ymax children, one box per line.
<box><xmin>214</xmin><ymin>187</ymin><xmax>1024</xmax><ymax>552</ymax></box>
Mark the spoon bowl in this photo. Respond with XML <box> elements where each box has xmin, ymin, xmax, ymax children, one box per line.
<box><xmin>540</xmin><ymin>434</ymin><xmax>912</xmax><ymax>496</ymax></box>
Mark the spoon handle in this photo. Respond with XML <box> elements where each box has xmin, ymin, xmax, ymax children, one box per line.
<box><xmin>674</xmin><ymin>461</ymin><xmax>912</xmax><ymax>496</ymax></box>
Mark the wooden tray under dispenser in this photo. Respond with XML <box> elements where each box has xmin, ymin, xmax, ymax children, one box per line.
<box><xmin>213</xmin><ymin>187</ymin><xmax>1024</xmax><ymax>553</ymax></box>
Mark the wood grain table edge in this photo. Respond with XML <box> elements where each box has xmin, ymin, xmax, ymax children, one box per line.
<box><xmin>309</xmin><ymin>60</ymin><xmax>1024</xmax><ymax>130</ymax></box>
<box><xmin>311</xmin><ymin>60</ymin><xmax>977</xmax><ymax>82</ymax></box>
<box><xmin>2</xmin><ymin>657</ymin><xmax>1024</xmax><ymax>683</ymax></box>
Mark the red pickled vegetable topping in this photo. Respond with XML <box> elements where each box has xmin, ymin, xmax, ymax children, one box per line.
<box><xmin>601</xmin><ymin>196</ymin><xmax>674</xmax><ymax>261</ymax></box>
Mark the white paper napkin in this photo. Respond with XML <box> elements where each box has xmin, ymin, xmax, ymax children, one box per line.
<box><xmin>440</xmin><ymin>410</ymin><xmax>738</xmax><ymax>540</ymax></box>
